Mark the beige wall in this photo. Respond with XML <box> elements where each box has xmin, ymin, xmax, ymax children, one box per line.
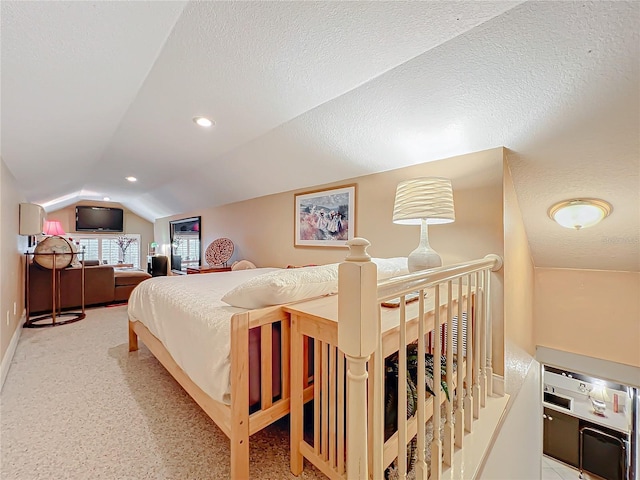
<box><xmin>535</xmin><ymin>268</ymin><xmax>640</xmax><ymax>367</ymax></box>
<box><xmin>157</xmin><ymin>147</ymin><xmax>506</xmax><ymax>372</ymax></box>
<box><xmin>480</xmin><ymin>158</ymin><xmax>540</xmax><ymax>479</ymax></box>
<box><xmin>503</xmin><ymin>157</ymin><xmax>535</xmax><ymax>357</ymax></box>
<box><xmin>49</xmin><ymin>201</ymin><xmax>154</xmax><ymax>262</ymax></box>
<box><xmin>158</xmin><ymin>148</ymin><xmax>504</xmax><ymax>265</ymax></box>
<box><xmin>1</xmin><ymin>158</ymin><xmax>28</xmax><ymax>365</ymax></box>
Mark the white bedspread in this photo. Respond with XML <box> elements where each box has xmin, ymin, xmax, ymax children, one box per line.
<box><xmin>128</xmin><ymin>268</ymin><xmax>279</xmax><ymax>404</ymax></box>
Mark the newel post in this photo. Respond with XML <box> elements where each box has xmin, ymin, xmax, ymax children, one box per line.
<box><xmin>338</xmin><ymin>238</ymin><xmax>379</xmax><ymax>480</ymax></box>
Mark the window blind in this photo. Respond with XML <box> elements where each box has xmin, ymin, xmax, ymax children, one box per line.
<box><xmin>69</xmin><ymin>234</ymin><xmax>141</xmax><ymax>268</ymax></box>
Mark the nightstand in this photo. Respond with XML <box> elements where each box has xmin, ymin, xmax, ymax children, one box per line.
<box><xmin>186</xmin><ymin>265</ymin><xmax>232</xmax><ymax>274</ymax></box>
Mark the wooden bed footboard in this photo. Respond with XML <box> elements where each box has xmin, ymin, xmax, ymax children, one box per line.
<box><xmin>129</xmin><ymin>304</ymin><xmax>311</xmax><ymax>479</ymax></box>
<box><xmin>128</xmin><ymin>319</ymin><xmax>233</xmax><ymax>435</ymax></box>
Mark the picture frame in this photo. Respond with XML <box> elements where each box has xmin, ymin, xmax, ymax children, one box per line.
<box><xmin>294</xmin><ymin>184</ymin><xmax>356</xmax><ymax>248</ymax></box>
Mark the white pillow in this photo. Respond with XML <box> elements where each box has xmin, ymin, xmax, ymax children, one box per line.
<box><xmin>221</xmin><ymin>264</ymin><xmax>339</xmax><ymax>309</ymax></box>
<box><xmin>371</xmin><ymin>257</ymin><xmax>409</xmax><ymax>280</ymax></box>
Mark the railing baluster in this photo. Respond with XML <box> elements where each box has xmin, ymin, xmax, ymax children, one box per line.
<box><xmin>398</xmin><ymin>296</ymin><xmax>407</xmax><ymax>480</ymax></box>
<box><xmin>479</xmin><ymin>269</ymin><xmax>487</xmax><ymax>407</ymax></box>
<box><xmin>335</xmin><ymin>238</ymin><xmax>502</xmax><ymax>480</ymax></box>
<box><xmin>485</xmin><ymin>268</ymin><xmax>494</xmax><ymax>397</ymax></box>
<box><xmin>473</xmin><ymin>272</ymin><xmax>481</xmax><ymax>419</ymax></box>
<box><xmin>455</xmin><ymin>277</ymin><xmax>465</xmax><ymax>447</ymax></box>
<box><xmin>443</xmin><ymin>280</ymin><xmax>454</xmax><ymax>466</ymax></box>
<box><xmin>430</xmin><ymin>284</ymin><xmax>442</xmax><ymax>480</ymax></box>
<box><xmin>464</xmin><ymin>274</ymin><xmax>473</xmax><ymax>433</ymax></box>
<box><xmin>416</xmin><ymin>288</ymin><xmax>427</xmax><ymax>480</ymax></box>
<box><xmin>371</xmin><ymin>333</ymin><xmax>384</xmax><ymax>480</ymax></box>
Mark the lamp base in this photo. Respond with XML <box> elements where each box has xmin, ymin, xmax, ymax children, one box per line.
<box><xmin>590</xmin><ymin>397</ymin><xmax>607</xmax><ymax>417</ymax></box>
<box><xmin>408</xmin><ymin>249</ymin><xmax>442</xmax><ymax>272</ymax></box>
<box><xmin>407</xmin><ymin>220</ymin><xmax>442</xmax><ymax>272</ymax></box>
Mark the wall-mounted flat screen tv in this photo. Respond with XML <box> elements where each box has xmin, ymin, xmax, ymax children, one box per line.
<box><xmin>76</xmin><ymin>206</ymin><xmax>124</xmax><ymax>232</ymax></box>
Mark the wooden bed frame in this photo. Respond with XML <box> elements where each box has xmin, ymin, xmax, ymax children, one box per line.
<box><xmin>128</xmin><ymin>304</ymin><xmax>312</xmax><ymax>479</ymax></box>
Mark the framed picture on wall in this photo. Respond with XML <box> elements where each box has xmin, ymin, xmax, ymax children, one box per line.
<box><xmin>294</xmin><ymin>184</ymin><xmax>356</xmax><ymax>247</ymax></box>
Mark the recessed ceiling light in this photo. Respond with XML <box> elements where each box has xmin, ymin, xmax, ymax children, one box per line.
<box><xmin>103</xmin><ymin>196</ymin><xmax>111</xmax><ymax>201</ymax></box>
<box><xmin>548</xmin><ymin>198</ymin><xmax>612</xmax><ymax>230</ymax></box>
<box><xmin>125</xmin><ymin>176</ymin><xmax>137</xmax><ymax>182</ymax></box>
<box><xmin>193</xmin><ymin>116</ymin><xmax>214</xmax><ymax>128</ymax></box>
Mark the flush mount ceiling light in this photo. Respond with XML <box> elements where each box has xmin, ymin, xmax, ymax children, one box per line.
<box><xmin>125</xmin><ymin>176</ymin><xmax>137</xmax><ymax>182</ymax></box>
<box><xmin>548</xmin><ymin>198</ymin><xmax>612</xmax><ymax>230</ymax></box>
<box><xmin>193</xmin><ymin>116</ymin><xmax>214</xmax><ymax>128</ymax></box>
<box><xmin>103</xmin><ymin>196</ymin><xmax>111</xmax><ymax>201</ymax></box>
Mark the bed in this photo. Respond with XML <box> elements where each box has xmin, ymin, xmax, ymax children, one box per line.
<box><xmin>127</xmin><ymin>258</ymin><xmax>410</xmax><ymax>478</ymax></box>
<box><xmin>128</xmin><ymin>235</ymin><xmax>504</xmax><ymax>480</ymax></box>
<box><xmin>128</xmin><ymin>268</ymin><xmax>308</xmax><ymax>479</ymax></box>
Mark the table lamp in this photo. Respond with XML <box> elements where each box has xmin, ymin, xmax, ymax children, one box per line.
<box><xmin>392</xmin><ymin>177</ymin><xmax>455</xmax><ymax>272</ymax></box>
<box><xmin>43</xmin><ymin>220</ymin><xmax>66</xmax><ymax>236</ymax></box>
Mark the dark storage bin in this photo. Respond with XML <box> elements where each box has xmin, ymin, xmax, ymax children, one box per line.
<box><xmin>149</xmin><ymin>255</ymin><xmax>168</xmax><ymax>277</ymax></box>
<box><xmin>580</xmin><ymin>425</ymin><xmax>628</xmax><ymax>480</ymax></box>
<box><xmin>171</xmin><ymin>254</ymin><xmax>182</xmax><ymax>272</ymax></box>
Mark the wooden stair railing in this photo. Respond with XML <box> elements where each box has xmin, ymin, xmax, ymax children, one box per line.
<box><xmin>338</xmin><ymin>237</ymin><xmax>503</xmax><ymax>480</ymax></box>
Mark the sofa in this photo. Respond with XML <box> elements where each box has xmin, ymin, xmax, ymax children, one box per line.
<box><xmin>114</xmin><ymin>269</ymin><xmax>152</xmax><ymax>302</ymax></box>
<box><xmin>28</xmin><ymin>261</ymin><xmax>151</xmax><ymax>314</ymax></box>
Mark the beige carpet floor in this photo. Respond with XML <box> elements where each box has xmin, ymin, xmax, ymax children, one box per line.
<box><xmin>0</xmin><ymin>306</ymin><xmax>325</xmax><ymax>480</ymax></box>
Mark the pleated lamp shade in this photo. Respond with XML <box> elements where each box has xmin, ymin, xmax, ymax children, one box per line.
<box><xmin>393</xmin><ymin>177</ymin><xmax>455</xmax><ymax>225</ymax></box>
<box><xmin>43</xmin><ymin>220</ymin><xmax>66</xmax><ymax>236</ymax></box>
<box><xmin>392</xmin><ymin>177</ymin><xmax>455</xmax><ymax>272</ymax></box>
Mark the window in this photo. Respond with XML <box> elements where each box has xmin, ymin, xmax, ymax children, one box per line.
<box><xmin>77</xmin><ymin>238</ymin><xmax>99</xmax><ymax>261</ymax></box>
<box><xmin>442</xmin><ymin>312</ymin><xmax>467</xmax><ymax>356</ymax></box>
<box><xmin>169</xmin><ymin>216</ymin><xmax>201</xmax><ymax>271</ymax></box>
<box><xmin>172</xmin><ymin>233</ymin><xmax>200</xmax><ymax>268</ymax></box>
<box><xmin>101</xmin><ymin>238</ymin><xmax>121</xmax><ymax>265</ymax></box>
<box><xmin>70</xmin><ymin>234</ymin><xmax>141</xmax><ymax>268</ymax></box>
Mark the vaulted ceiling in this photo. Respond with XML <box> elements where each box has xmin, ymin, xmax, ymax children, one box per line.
<box><xmin>2</xmin><ymin>1</ymin><xmax>638</xmax><ymax>272</ymax></box>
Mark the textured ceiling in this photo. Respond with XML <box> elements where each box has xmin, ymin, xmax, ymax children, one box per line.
<box><xmin>1</xmin><ymin>1</ymin><xmax>638</xmax><ymax>271</ymax></box>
